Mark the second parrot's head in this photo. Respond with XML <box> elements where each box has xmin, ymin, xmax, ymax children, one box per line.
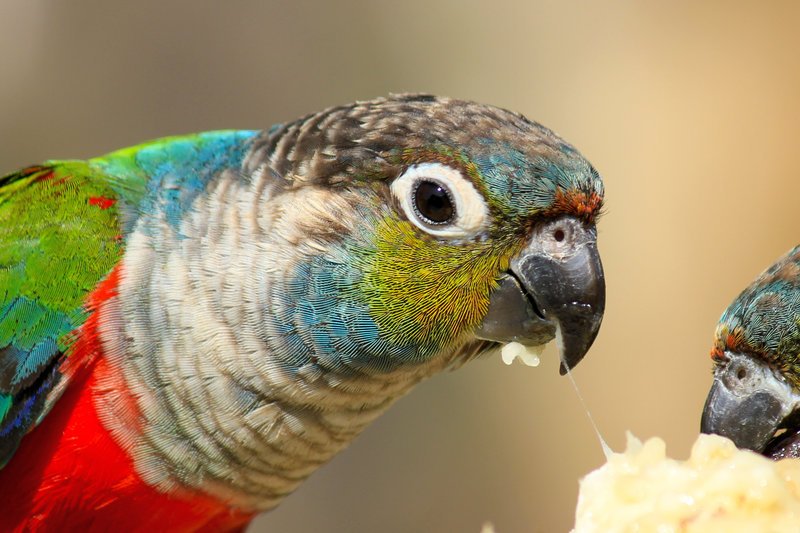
<box><xmin>702</xmin><ymin>245</ymin><xmax>800</xmax><ymax>457</ymax></box>
<box><xmin>256</xmin><ymin>94</ymin><xmax>605</xmax><ymax>375</ymax></box>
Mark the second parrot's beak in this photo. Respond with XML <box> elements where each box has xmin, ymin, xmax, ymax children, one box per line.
<box><xmin>475</xmin><ymin>217</ymin><xmax>605</xmax><ymax>374</ymax></box>
<box><xmin>701</xmin><ymin>352</ymin><xmax>800</xmax><ymax>455</ymax></box>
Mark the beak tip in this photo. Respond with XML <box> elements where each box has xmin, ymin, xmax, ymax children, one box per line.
<box><xmin>554</xmin><ymin>310</ymin><xmax>603</xmax><ymax>375</ymax></box>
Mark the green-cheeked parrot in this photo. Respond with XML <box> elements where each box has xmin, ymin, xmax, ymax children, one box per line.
<box><xmin>0</xmin><ymin>95</ymin><xmax>605</xmax><ymax>531</ymax></box>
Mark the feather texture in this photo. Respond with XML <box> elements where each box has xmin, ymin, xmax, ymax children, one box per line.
<box><xmin>0</xmin><ymin>95</ymin><xmax>604</xmax><ymax>528</ymax></box>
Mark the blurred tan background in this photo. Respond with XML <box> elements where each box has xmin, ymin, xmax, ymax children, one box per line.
<box><xmin>3</xmin><ymin>1</ymin><xmax>800</xmax><ymax>531</ymax></box>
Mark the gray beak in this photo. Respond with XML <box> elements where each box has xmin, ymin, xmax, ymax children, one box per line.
<box><xmin>701</xmin><ymin>352</ymin><xmax>799</xmax><ymax>452</ymax></box>
<box><xmin>475</xmin><ymin>217</ymin><xmax>605</xmax><ymax>374</ymax></box>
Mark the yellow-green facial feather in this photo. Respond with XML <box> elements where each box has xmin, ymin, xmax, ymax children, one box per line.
<box><xmin>355</xmin><ymin>215</ymin><xmax>523</xmax><ymax>348</ymax></box>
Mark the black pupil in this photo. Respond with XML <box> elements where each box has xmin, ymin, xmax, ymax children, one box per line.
<box><xmin>414</xmin><ymin>180</ymin><xmax>454</xmax><ymax>224</ymax></box>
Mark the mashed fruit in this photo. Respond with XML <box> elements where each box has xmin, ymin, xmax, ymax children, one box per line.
<box><xmin>574</xmin><ymin>433</ymin><xmax>800</xmax><ymax>532</ymax></box>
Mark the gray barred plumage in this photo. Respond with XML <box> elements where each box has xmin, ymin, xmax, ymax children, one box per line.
<box><xmin>96</xmin><ymin>156</ymin><xmax>489</xmax><ymax>510</ymax></box>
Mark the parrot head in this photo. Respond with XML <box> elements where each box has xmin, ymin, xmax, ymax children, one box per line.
<box><xmin>259</xmin><ymin>94</ymin><xmax>605</xmax><ymax>376</ymax></box>
<box><xmin>701</xmin><ymin>245</ymin><xmax>800</xmax><ymax>457</ymax></box>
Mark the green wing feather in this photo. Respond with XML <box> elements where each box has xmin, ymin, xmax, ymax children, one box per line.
<box><xmin>0</xmin><ymin>162</ymin><xmax>128</xmax><ymax>466</ymax></box>
<box><xmin>0</xmin><ymin>130</ymin><xmax>259</xmax><ymax>468</ymax></box>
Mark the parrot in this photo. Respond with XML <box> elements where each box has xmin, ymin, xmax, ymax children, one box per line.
<box><xmin>0</xmin><ymin>94</ymin><xmax>605</xmax><ymax>531</ymax></box>
<box><xmin>702</xmin><ymin>244</ymin><xmax>800</xmax><ymax>459</ymax></box>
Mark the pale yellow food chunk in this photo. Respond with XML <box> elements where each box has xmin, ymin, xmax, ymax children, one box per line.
<box><xmin>574</xmin><ymin>433</ymin><xmax>800</xmax><ymax>532</ymax></box>
<box><xmin>500</xmin><ymin>342</ymin><xmax>543</xmax><ymax>367</ymax></box>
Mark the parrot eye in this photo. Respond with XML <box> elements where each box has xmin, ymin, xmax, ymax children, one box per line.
<box><xmin>412</xmin><ymin>180</ymin><xmax>455</xmax><ymax>224</ymax></box>
<box><xmin>391</xmin><ymin>162</ymin><xmax>489</xmax><ymax>239</ymax></box>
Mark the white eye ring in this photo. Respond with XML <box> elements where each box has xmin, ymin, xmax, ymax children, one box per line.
<box><xmin>391</xmin><ymin>162</ymin><xmax>489</xmax><ymax>238</ymax></box>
